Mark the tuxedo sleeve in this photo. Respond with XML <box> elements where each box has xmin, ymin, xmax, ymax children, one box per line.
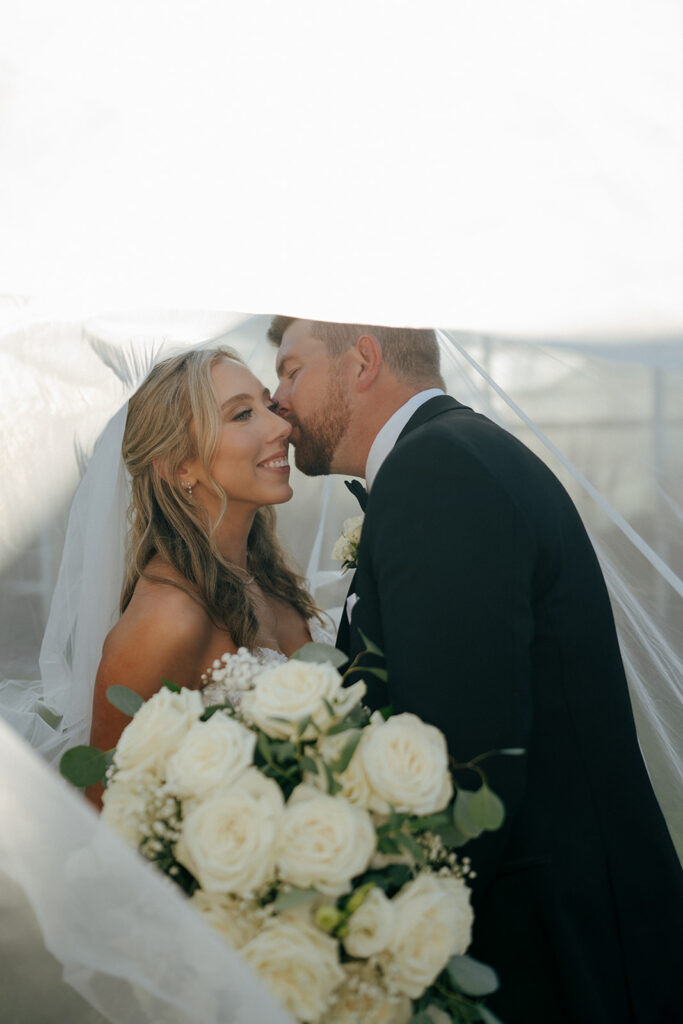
<box><xmin>362</xmin><ymin>433</ymin><xmax>537</xmax><ymax>888</ymax></box>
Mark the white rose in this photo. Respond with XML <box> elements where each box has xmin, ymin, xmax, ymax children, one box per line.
<box><xmin>386</xmin><ymin>873</ymin><xmax>474</xmax><ymax>998</ymax></box>
<box><xmin>359</xmin><ymin>713</ymin><xmax>453</xmax><ymax>815</ymax></box>
<box><xmin>343</xmin><ymin>885</ymin><xmax>396</xmax><ymax>958</ymax></box>
<box><xmin>327</xmin><ymin>963</ymin><xmax>412</xmax><ymax>1024</ymax></box>
<box><xmin>242</xmin><ymin>914</ymin><xmax>345</xmax><ymax>1023</ymax></box>
<box><xmin>276</xmin><ymin>785</ymin><xmax>376</xmax><ymax>896</ymax></box>
<box><xmin>164</xmin><ymin>715</ymin><xmax>255</xmax><ymax>800</ymax></box>
<box><xmin>332</xmin><ymin>515</ymin><xmax>364</xmax><ymax>564</ymax></box>
<box><xmin>114</xmin><ymin>687</ymin><xmax>204</xmax><ymax>777</ymax></box>
<box><xmin>101</xmin><ymin>777</ymin><xmax>149</xmax><ymax>847</ymax></box>
<box><xmin>241</xmin><ymin>660</ymin><xmax>363</xmax><ymax>740</ymax></box>
<box><xmin>175</xmin><ymin>768</ymin><xmax>283</xmax><ymax>894</ymax></box>
<box><xmin>191</xmin><ymin>891</ymin><xmax>260</xmax><ymax>949</ymax></box>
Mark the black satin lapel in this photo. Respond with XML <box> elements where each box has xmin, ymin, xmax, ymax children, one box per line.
<box><xmin>396</xmin><ymin>395</ymin><xmax>467</xmax><ymax>444</ymax></box>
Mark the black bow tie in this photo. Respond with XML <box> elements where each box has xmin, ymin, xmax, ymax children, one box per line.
<box><xmin>345</xmin><ymin>479</ymin><xmax>368</xmax><ymax>511</ymax></box>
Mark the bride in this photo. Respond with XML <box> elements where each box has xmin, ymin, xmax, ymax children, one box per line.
<box><xmin>90</xmin><ymin>345</ymin><xmax>327</xmax><ymax>787</ymax></box>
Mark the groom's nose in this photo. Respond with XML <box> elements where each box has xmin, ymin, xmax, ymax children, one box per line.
<box><xmin>272</xmin><ymin>383</ymin><xmax>291</xmax><ymax>418</ymax></box>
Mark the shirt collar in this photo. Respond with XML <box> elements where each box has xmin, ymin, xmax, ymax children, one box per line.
<box><xmin>365</xmin><ymin>388</ymin><xmax>445</xmax><ymax>491</ymax></box>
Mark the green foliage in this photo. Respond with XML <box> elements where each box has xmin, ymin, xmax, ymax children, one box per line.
<box><xmin>467</xmin><ymin>785</ymin><xmax>505</xmax><ymax>831</ymax></box>
<box><xmin>59</xmin><ymin>746</ymin><xmax>110</xmax><ymax>787</ymax></box>
<box><xmin>358</xmin><ymin>630</ymin><xmax>384</xmax><ymax>657</ymax></box>
<box><xmin>329</xmin><ymin>732</ymin><xmax>363</xmax><ymax>774</ymax></box>
<box><xmin>106</xmin><ymin>685</ymin><xmax>145</xmax><ymax>717</ymax></box>
<box><xmin>452</xmin><ymin>789</ymin><xmax>485</xmax><ymax>843</ymax></box>
<box><xmin>161</xmin><ymin>678</ymin><xmax>180</xmax><ymax>692</ymax></box>
<box><xmin>447</xmin><ymin>955</ymin><xmax>500</xmax><ymax>997</ymax></box>
<box><xmin>290</xmin><ymin>642</ymin><xmax>347</xmax><ymax>669</ymax></box>
<box><xmin>200</xmin><ymin>701</ymin><xmax>234</xmax><ymax>721</ymax></box>
<box><xmin>271</xmin><ymin>886</ymin><xmax>320</xmax><ymax>911</ymax></box>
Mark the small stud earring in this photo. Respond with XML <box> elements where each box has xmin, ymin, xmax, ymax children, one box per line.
<box><xmin>182</xmin><ymin>481</ymin><xmax>193</xmax><ymax>498</ymax></box>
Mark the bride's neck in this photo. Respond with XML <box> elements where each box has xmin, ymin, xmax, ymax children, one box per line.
<box><xmin>211</xmin><ymin>505</ymin><xmax>256</xmax><ymax>571</ymax></box>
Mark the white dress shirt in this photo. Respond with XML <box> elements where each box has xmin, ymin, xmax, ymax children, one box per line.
<box><xmin>364</xmin><ymin>388</ymin><xmax>445</xmax><ymax>491</ymax></box>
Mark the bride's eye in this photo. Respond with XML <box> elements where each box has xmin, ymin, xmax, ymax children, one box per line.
<box><xmin>267</xmin><ymin>401</ymin><xmax>279</xmax><ymax>413</ymax></box>
<box><xmin>232</xmin><ymin>408</ymin><xmax>252</xmax><ymax>421</ymax></box>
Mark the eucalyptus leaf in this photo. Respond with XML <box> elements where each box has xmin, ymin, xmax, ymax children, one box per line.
<box><xmin>59</xmin><ymin>746</ymin><xmax>110</xmax><ymax>787</ymax></box>
<box><xmin>447</xmin><ymin>954</ymin><xmax>500</xmax><ymax>997</ymax></box>
<box><xmin>467</xmin><ymin>785</ymin><xmax>505</xmax><ymax>831</ymax></box>
<box><xmin>395</xmin><ymin>832</ymin><xmax>426</xmax><ymax>863</ymax></box>
<box><xmin>453</xmin><ymin>789</ymin><xmax>485</xmax><ymax>841</ymax></box>
<box><xmin>106</xmin><ymin>685</ymin><xmax>145</xmax><ymax>717</ymax></box>
<box><xmin>331</xmin><ymin>732</ymin><xmax>363</xmax><ymax>774</ymax></box>
<box><xmin>290</xmin><ymin>642</ymin><xmax>347</xmax><ymax>669</ymax></box>
<box><xmin>272</xmin><ymin>740</ymin><xmax>297</xmax><ymax>764</ymax></box>
<box><xmin>299</xmin><ymin>755</ymin><xmax>319</xmax><ymax>775</ymax></box>
<box><xmin>377</xmin><ymin>835</ymin><xmax>401</xmax><ymax>855</ymax></box>
<box><xmin>498</xmin><ymin>747</ymin><xmax>525</xmax><ymax>757</ymax></box>
<box><xmin>323</xmin><ymin>761</ymin><xmax>341</xmax><ymax>795</ymax></box>
<box><xmin>257</xmin><ymin>731</ymin><xmax>274</xmax><ymax>766</ymax></box>
<box><xmin>271</xmin><ymin>887</ymin><xmax>320</xmax><ymax>910</ymax></box>
<box><xmin>408</xmin><ymin>811</ymin><xmax>450</xmax><ymax>834</ymax></box>
<box><xmin>200</xmin><ymin>701</ymin><xmax>234</xmax><ymax>722</ymax></box>
<box><xmin>435</xmin><ymin>821</ymin><xmax>472</xmax><ymax>848</ymax></box>
<box><xmin>296</xmin><ymin>714</ymin><xmax>313</xmax><ymax>738</ymax></box>
<box><xmin>358</xmin><ymin>630</ymin><xmax>384</xmax><ymax>657</ymax></box>
<box><xmin>161</xmin><ymin>677</ymin><xmax>180</xmax><ymax>693</ymax></box>
<box><xmin>326</xmin><ymin>717</ymin><xmax>359</xmax><ymax>736</ymax></box>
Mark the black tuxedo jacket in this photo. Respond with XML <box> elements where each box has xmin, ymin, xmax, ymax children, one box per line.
<box><xmin>337</xmin><ymin>395</ymin><xmax>683</xmax><ymax>1023</ymax></box>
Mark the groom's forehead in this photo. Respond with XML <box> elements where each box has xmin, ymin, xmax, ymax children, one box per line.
<box><xmin>275</xmin><ymin>321</ymin><xmax>324</xmax><ymax>375</ymax></box>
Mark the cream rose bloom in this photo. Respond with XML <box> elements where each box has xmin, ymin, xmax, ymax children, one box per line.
<box><xmin>276</xmin><ymin>785</ymin><xmax>376</xmax><ymax>896</ymax></box>
<box><xmin>164</xmin><ymin>715</ymin><xmax>255</xmax><ymax>800</ymax></box>
<box><xmin>359</xmin><ymin>713</ymin><xmax>452</xmax><ymax>815</ymax></box>
<box><xmin>241</xmin><ymin>660</ymin><xmax>365</xmax><ymax>740</ymax></box>
<box><xmin>175</xmin><ymin>768</ymin><xmax>283</xmax><ymax>894</ymax></box>
<box><xmin>343</xmin><ymin>885</ymin><xmax>396</xmax><ymax>958</ymax></box>
<box><xmin>191</xmin><ymin>891</ymin><xmax>260</xmax><ymax>949</ymax></box>
<box><xmin>385</xmin><ymin>873</ymin><xmax>473</xmax><ymax>998</ymax></box>
<box><xmin>242</xmin><ymin>914</ymin><xmax>345</xmax><ymax>1024</ymax></box>
<box><xmin>114</xmin><ymin>687</ymin><xmax>204</xmax><ymax>778</ymax></box>
<box><xmin>101</xmin><ymin>777</ymin><xmax>149</xmax><ymax>847</ymax></box>
<box><xmin>327</xmin><ymin>963</ymin><xmax>412</xmax><ymax>1024</ymax></box>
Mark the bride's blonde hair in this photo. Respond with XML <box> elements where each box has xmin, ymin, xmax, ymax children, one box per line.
<box><xmin>120</xmin><ymin>345</ymin><xmax>321</xmax><ymax>648</ymax></box>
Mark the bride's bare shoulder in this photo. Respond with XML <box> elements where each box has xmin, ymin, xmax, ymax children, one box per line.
<box><xmin>99</xmin><ymin>559</ymin><xmax>212</xmax><ymax>689</ymax></box>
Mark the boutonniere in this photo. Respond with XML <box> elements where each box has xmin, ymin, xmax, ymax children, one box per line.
<box><xmin>331</xmin><ymin>514</ymin><xmax>364</xmax><ymax>574</ymax></box>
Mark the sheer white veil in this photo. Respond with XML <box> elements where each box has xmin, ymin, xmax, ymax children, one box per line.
<box><xmin>0</xmin><ymin>313</ymin><xmax>681</xmax><ymax>1023</ymax></box>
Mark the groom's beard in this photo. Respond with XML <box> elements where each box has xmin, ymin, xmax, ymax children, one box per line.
<box><xmin>289</xmin><ymin>378</ymin><xmax>351</xmax><ymax>476</ymax></box>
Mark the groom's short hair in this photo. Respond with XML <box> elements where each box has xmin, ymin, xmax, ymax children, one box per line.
<box><xmin>267</xmin><ymin>316</ymin><xmax>444</xmax><ymax>389</ymax></box>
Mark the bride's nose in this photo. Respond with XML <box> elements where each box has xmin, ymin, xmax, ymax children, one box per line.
<box><xmin>267</xmin><ymin>406</ymin><xmax>292</xmax><ymax>440</ymax></box>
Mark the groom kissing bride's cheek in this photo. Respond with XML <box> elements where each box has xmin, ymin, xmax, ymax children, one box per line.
<box><xmin>269</xmin><ymin>317</ymin><xmax>683</xmax><ymax>1024</ymax></box>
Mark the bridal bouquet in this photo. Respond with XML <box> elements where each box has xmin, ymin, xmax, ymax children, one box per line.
<box><xmin>62</xmin><ymin>638</ymin><xmax>508</xmax><ymax>1024</ymax></box>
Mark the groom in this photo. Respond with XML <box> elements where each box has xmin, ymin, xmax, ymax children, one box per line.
<box><xmin>269</xmin><ymin>317</ymin><xmax>683</xmax><ymax>1024</ymax></box>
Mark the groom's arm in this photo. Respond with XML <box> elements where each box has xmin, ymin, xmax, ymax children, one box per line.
<box><xmin>361</xmin><ymin>433</ymin><xmax>537</xmax><ymax>890</ymax></box>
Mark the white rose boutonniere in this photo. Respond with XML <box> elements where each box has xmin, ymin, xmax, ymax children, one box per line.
<box><xmin>332</xmin><ymin>514</ymin><xmax>364</xmax><ymax>573</ymax></box>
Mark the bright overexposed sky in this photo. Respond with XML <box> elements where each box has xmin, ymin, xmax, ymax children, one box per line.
<box><xmin>1</xmin><ymin>0</ymin><xmax>683</xmax><ymax>335</ymax></box>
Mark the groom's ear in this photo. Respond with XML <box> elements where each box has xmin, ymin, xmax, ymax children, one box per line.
<box><xmin>354</xmin><ymin>333</ymin><xmax>383</xmax><ymax>393</ymax></box>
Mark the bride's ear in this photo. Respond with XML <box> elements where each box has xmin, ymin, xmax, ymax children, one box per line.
<box><xmin>152</xmin><ymin>457</ymin><xmax>197</xmax><ymax>492</ymax></box>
